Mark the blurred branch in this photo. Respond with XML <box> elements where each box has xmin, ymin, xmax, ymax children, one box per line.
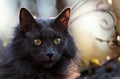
<box><xmin>79</xmin><ymin>55</ymin><xmax>120</xmax><ymax>79</ymax></box>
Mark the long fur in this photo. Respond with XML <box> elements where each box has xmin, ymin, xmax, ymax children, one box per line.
<box><xmin>0</xmin><ymin>9</ymin><xmax>79</xmax><ymax>79</ymax></box>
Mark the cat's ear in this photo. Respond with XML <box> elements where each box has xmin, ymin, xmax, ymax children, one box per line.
<box><xmin>54</xmin><ymin>8</ymin><xmax>70</xmax><ymax>32</ymax></box>
<box><xmin>19</xmin><ymin>8</ymin><xmax>38</xmax><ymax>33</ymax></box>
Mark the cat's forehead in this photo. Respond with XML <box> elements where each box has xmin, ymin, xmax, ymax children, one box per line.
<box><xmin>32</xmin><ymin>18</ymin><xmax>61</xmax><ymax>38</ymax></box>
<box><xmin>36</xmin><ymin>18</ymin><xmax>55</xmax><ymax>28</ymax></box>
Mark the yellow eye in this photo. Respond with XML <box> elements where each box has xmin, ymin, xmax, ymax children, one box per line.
<box><xmin>54</xmin><ymin>38</ymin><xmax>61</xmax><ymax>45</ymax></box>
<box><xmin>34</xmin><ymin>39</ymin><xmax>42</xmax><ymax>46</ymax></box>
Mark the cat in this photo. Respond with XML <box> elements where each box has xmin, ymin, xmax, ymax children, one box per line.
<box><xmin>0</xmin><ymin>8</ymin><xmax>80</xmax><ymax>79</ymax></box>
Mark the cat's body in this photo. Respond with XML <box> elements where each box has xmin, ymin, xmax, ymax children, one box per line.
<box><xmin>0</xmin><ymin>8</ymin><xmax>79</xmax><ymax>79</ymax></box>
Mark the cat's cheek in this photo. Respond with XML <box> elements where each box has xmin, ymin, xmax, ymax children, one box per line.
<box><xmin>55</xmin><ymin>45</ymin><xmax>65</xmax><ymax>52</ymax></box>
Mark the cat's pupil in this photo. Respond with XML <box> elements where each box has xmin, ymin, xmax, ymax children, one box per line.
<box><xmin>53</xmin><ymin>38</ymin><xmax>61</xmax><ymax>45</ymax></box>
<box><xmin>34</xmin><ymin>39</ymin><xmax>42</xmax><ymax>46</ymax></box>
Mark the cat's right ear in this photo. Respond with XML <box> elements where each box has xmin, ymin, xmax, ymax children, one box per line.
<box><xmin>19</xmin><ymin>8</ymin><xmax>38</xmax><ymax>33</ymax></box>
<box><xmin>54</xmin><ymin>8</ymin><xmax>70</xmax><ymax>32</ymax></box>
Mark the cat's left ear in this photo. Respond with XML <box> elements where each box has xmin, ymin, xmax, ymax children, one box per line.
<box><xmin>54</xmin><ymin>8</ymin><xmax>70</xmax><ymax>32</ymax></box>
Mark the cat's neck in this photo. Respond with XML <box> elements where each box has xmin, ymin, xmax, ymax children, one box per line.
<box><xmin>1</xmin><ymin>52</ymin><xmax>79</xmax><ymax>79</ymax></box>
<box><xmin>14</xmin><ymin>57</ymin><xmax>79</xmax><ymax>79</ymax></box>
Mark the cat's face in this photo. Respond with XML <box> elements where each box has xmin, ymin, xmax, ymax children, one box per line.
<box><xmin>17</xmin><ymin>8</ymin><xmax>71</xmax><ymax>68</ymax></box>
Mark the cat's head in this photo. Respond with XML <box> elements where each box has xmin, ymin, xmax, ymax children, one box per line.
<box><xmin>13</xmin><ymin>8</ymin><xmax>76</xmax><ymax>68</ymax></box>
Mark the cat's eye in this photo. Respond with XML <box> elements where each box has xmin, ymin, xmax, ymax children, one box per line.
<box><xmin>34</xmin><ymin>39</ymin><xmax>42</xmax><ymax>46</ymax></box>
<box><xmin>53</xmin><ymin>38</ymin><xmax>61</xmax><ymax>45</ymax></box>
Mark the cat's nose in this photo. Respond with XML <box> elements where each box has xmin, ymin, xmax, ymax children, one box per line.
<box><xmin>47</xmin><ymin>53</ymin><xmax>54</xmax><ymax>58</ymax></box>
<box><xmin>46</xmin><ymin>47</ymin><xmax>55</xmax><ymax>59</ymax></box>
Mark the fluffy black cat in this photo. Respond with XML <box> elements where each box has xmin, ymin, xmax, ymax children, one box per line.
<box><xmin>0</xmin><ymin>8</ymin><xmax>79</xmax><ymax>79</ymax></box>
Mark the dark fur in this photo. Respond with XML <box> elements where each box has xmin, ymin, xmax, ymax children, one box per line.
<box><xmin>0</xmin><ymin>8</ymin><xmax>79</xmax><ymax>79</ymax></box>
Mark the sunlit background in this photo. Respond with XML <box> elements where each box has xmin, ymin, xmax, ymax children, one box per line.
<box><xmin>0</xmin><ymin>0</ymin><xmax>120</xmax><ymax>68</ymax></box>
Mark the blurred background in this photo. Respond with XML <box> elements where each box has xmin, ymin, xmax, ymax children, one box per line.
<box><xmin>0</xmin><ymin>0</ymin><xmax>120</xmax><ymax>68</ymax></box>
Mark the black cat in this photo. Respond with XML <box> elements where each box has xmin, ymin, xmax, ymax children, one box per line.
<box><xmin>0</xmin><ymin>8</ymin><xmax>79</xmax><ymax>79</ymax></box>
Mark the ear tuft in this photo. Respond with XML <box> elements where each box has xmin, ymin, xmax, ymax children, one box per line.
<box><xmin>54</xmin><ymin>8</ymin><xmax>71</xmax><ymax>32</ymax></box>
<box><xmin>59</xmin><ymin>8</ymin><xmax>70</xmax><ymax>25</ymax></box>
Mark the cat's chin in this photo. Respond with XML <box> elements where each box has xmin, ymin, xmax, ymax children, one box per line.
<box><xmin>41</xmin><ymin>61</ymin><xmax>55</xmax><ymax>68</ymax></box>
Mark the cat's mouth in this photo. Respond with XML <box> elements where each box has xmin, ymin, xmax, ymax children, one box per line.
<box><xmin>37</xmin><ymin>54</ymin><xmax>61</xmax><ymax>68</ymax></box>
<box><xmin>41</xmin><ymin>60</ymin><xmax>55</xmax><ymax>68</ymax></box>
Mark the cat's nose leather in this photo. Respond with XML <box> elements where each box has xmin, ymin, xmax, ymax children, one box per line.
<box><xmin>47</xmin><ymin>53</ymin><xmax>54</xmax><ymax>58</ymax></box>
<box><xmin>47</xmin><ymin>47</ymin><xmax>55</xmax><ymax>59</ymax></box>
